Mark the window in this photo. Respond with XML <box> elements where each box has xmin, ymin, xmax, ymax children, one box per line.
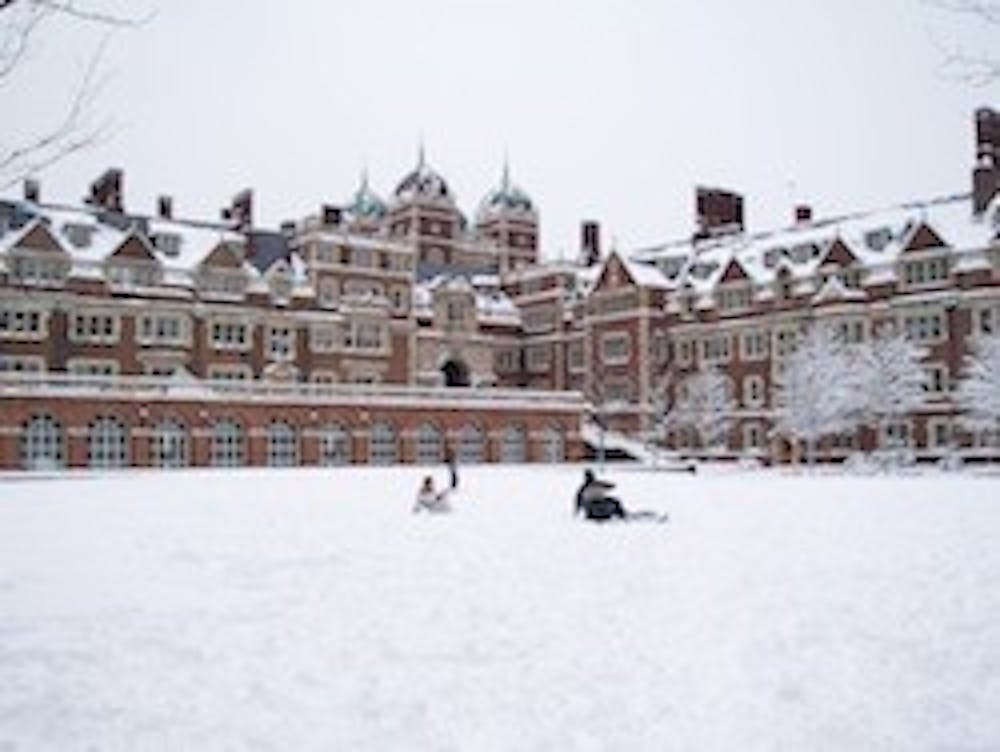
<box><xmin>207</xmin><ymin>364</ymin><xmax>252</xmax><ymax>381</ymax></box>
<box><xmin>701</xmin><ymin>335</ymin><xmax>732</xmax><ymax>364</ymax></box>
<box><xmin>266</xmin><ymin>325</ymin><xmax>295</xmax><ymax>361</ymax></box>
<box><xmin>447</xmin><ymin>300</ymin><xmax>465</xmax><ymax>323</ymax></box>
<box><xmin>319</xmin><ymin>423</ymin><xmax>351</xmax><ymax>465</ymax></box>
<box><xmin>309</xmin><ymin>325</ymin><xmax>341</xmax><ymax>353</ymax></box>
<box><xmin>199</xmin><ymin>270</ymin><xmax>246</xmax><ymax>298</ymax></box>
<box><xmin>975</xmin><ymin>304</ymin><xmax>1000</xmax><ymax>335</ymax></box>
<box><xmin>138</xmin><ymin>314</ymin><xmax>188</xmax><ymax>346</ymax></box>
<box><xmin>22</xmin><ymin>414</ymin><xmax>63</xmax><ymax>470</ymax></box>
<box><xmin>902</xmin><ymin>311</ymin><xmax>945</xmax><ymax>343</ymax></box>
<box><xmin>345</xmin><ymin>321</ymin><xmax>385</xmax><ymax>351</ymax></box>
<box><xmin>539</xmin><ymin>426</ymin><xmax>565</xmax><ymax>463</ymax></box>
<box><xmin>500</xmin><ymin>425</ymin><xmax>526</xmax><ymax>463</ymax></box>
<box><xmin>351</xmin><ymin>247</ymin><xmax>374</xmax><ymax>268</ymax></box>
<box><xmin>88</xmin><ymin>416</ymin><xmax>129</xmax><ymax>469</ymax></box>
<box><xmin>211</xmin><ymin>419</ymin><xmax>245</xmax><ymax>467</ymax></box>
<box><xmin>68</xmin><ymin>359</ymin><xmax>119</xmax><ymax>377</ymax></box>
<box><xmin>0</xmin><ymin>307</ymin><xmax>45</xmax><ymax>340</ymax></box>
<box><xmin>496</xmin><ymin>349</ymin><xmax>520</xmax><ymax>373</ymax></box>
<box><xmin>318</xmin><ymin>277</ymin><xmax>339</xmax><ymax>308</ymax></box>
<box><xmin>266</xmin><ymin>422</ymin><xmax>298</xmax><ymax>467</ymax></box>
<box><xmin>677</xmin><ymin>338</ymin><xmax>694</xmax><ymax>367</ymax></box>
<box><xmin>836</xmin><ymin>319</ymin><xmax>866</xmax><ymax>344</ymax></box>
<box><xmin>717</xmin><ymin>286</ymin><xmax>753</xmax><ymax>312</ymax></box>
<box><xmin>10</xmin><ymin>254</ymin><xmax>68</xmax><ymax>286</ymax></box>
<box><xmin>390</xmin><ymin>286</ymin><xmax>409</xmax><ymax>315</ymax></box>
<box><xmin>568</xmin><ymin>341</ymin><xmax>585</xmax><ymax>370</ymax></box>
<box><xmin>369</xmin><ymin>421</ymin><xmax>397</xmax><ymax>465</ymax></box>
<box><xmin>526</xmin><ymin>345</ymin><xmax>552</xmax><ymax>372</ymax></box>
<box><xmin>209</xmin><ymin>321</ymin><xmax>252</xmax><ymax>351</ymax></box>
<box><xmin>926</xmin><ymin>418</ymin><xmax>952</xmax><ymax>450</ymax></box>
<box><xmin>0</xmin><ymin>355</ymin><xmax>44</xmax><ymax>373</ymax></box>
<box><xmin>924</xmin><ymin>364</ymin><xmax>948</xmax><ymax>395</ymax></box>
<box><xmin>458</xmin><ymin>424</ymin><xmax>484</xmax><ymax>464</ymax></box>
<box><xmin>150</xmin><ymin>419</ymin><xmax>187</xmax><ymax>468</ymax></box>
<box><xmin>773</xmin><ymin>327</ymin><xmax>799</xmax><ymax>358</ymax></box>
<box><xmin>600</xmin><ymin>332</ymin><xmax>631</xmax><ymax>365</ymax></box>
<box><xmin>742</xmin><ymin>375</ymin><xmax>766</xmax><ymax>408</ymax></box>
<box><xmin>310</xmin><ymin>370</ymin><xmax>338</xmax><ymax>384</ymax></box>
<box><xmin>416</xmin><ymin>423</ymin><xmax>444</xmax><ymax>465</ymax></box>
<box><xmin>902</xmin><ymin>257</ymin><xmax>950</xmax><ymax>287</ymax></box>
<box><xmin>70</xmin><ymin>312</ymin><xmax>119</xmax><ymax>344</ymax></box>
<box><xmin>107</xmin><ymin>261</ymin><xmax>160</xmax><ymax>289</ymax></box>
<box><xmin>740</xmin><ymin>330</ymin><xmax>768</xmax><ymax>361</ymax></box>
<box><xmin>742</xmin><ymin>422</ymin><xmax>765</xmax><ymax>451</ymax></box>
<box><xmin>882</xmin><ymin>421</ymin><xmax>911</xmax><ymax>449</ymax></box>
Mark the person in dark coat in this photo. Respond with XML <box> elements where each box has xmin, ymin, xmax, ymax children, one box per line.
<box><xmin>413</xmin><ymin>450</ymin><xmax>459</xmax><ymax>514</ymax></box>
<box><xmin>574</xmin><ymin>469</ymin><xmax>626</xmax><ymax>521</ymax></box>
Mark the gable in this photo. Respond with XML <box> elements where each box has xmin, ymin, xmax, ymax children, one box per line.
<box><xmin>719</xmin><ymin>258</ymin><xmax>750</xmax><ymax>284</ymax></box>
<box><xmin>109</xmin><ymin>234</ymin><xmax>156</xmax><ymax>262</ymax></box>
<box><xmin>902</xmin><ymin>223</ymin><xmax>948</xmax><ymax>253</ymax></box>
<box><xmin>201</xmin><ymin>241</ymin><xmax>244</xmax><ymax>269</ymax></box>
<box><xmin>819</xmin><ymin>238</ymin><xmax>858</xmax><ymax>267</ymax></box>
<box><xmin>593</xmin><ymin>254</ymin><xmax>633</xmax><ymax>293</ymax></box>
<box><xmin>13</xmin><ymin>222</ymin><xmax>65</xmax><ymax>255</ymax></box>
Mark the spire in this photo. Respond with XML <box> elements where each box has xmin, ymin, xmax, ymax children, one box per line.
<box><xmin>360</xmin><ymin>164</ymin><xmax>370</xmax><ymax>192</ymax></box>
<box><xmin>501</xmin><ymin>153</ymin><xmax>511</xmax><ymax>193</ymax></box>
<box><xmin>417</xmin><ymin>137</ymin><xmax>426</xmax><ymax>171</ymax></box>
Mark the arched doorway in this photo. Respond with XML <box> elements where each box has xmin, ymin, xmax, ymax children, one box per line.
<box><xmin>441</xmin><ymin>358</ymin><xmax>470</xmax><ymax>387</ymax></box>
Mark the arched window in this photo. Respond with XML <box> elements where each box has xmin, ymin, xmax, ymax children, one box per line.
<box><xmin>416</xmin><ymin>423</ymin><xmax>444</xmax><ymax>464</ymax></box>
<box><xmin>441</xmin><ymin>359</ymin><xmax>470</xmax><ymax>387</ymax></box>
<box><xmin>457</xmin><ymin>423</ymin><xmax>484</xmax><ymax>464</ymax></box>
<box><xmin>88</xmin><ymin>416</ymin><xmax>129</xmax><ymax>469</ymax></box>
<box><xmin>22</xmin><ymin>414</ymin><xmax>64</xmax><ymax>470</ymax></box>
<box><xmin>211</xmin><ymin>419</ymin><xmax>244</xmax><ymax>467</ymax></box>
<box><xmin>267</xmin><ymin>421</ymin><xmax>298</xmax><ymax>467</ymax></box>
<box><xmin>150</xmin><ymin>419</ymin><xmax>188</xmax><ymax>468</ymax></box>
<box><xmin>500</xmin><ymin>424</ymin><xmax>526</xmax><ymax>463</ymax></box>
<box><xmin>319</xmin><ymin>422</ymin><xmax>351</xmax><ymax>465</ymax></box>
<box><xmin>369</xmin><ymin>421</ymin><xmax>397</xmax><ymax>465</ymax></box>
<box><xmin>539</xmin><ymin>425</ymin><xmax>565</xmax><ymax>463</ymax></box>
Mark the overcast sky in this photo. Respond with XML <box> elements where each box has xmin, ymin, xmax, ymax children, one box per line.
<box><xmin>3</xmin><ymin>0</ymin><xmax>997</xmax><ymax>258</ymax></box>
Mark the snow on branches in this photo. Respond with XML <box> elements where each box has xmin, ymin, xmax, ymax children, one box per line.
<box><xmin>663</xmin><ymin>365</ymin><xmax>736</xmax><ymax>452</ymax></box>
<box><xmin>957</xmin><ymin>333</ymin><xmax>1000</xmax><ymax>432</ymax></box>
<box><xmin>852</xmin><ymin>324</ymin><xmax>928</xmax><ymax>439</ymax></box>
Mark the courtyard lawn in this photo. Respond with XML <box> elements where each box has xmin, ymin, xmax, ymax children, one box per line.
<box><xmin>1</xmin><ymin>464</ymin><xmax>998</xmax><ymax>751</ymax></box>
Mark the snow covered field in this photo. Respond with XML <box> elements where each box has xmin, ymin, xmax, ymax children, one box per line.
<box><xmin>1</xmin><ymin>464</ymin><xmax>999</xmax><ymax>751</ymax></box>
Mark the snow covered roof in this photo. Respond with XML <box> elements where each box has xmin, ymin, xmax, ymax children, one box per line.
<box><xmin>476</xmin><ymin>162</ymin><xmax>536</xmax><ymax>223</ymax></box>
<box><xmin>629</xmin><ymin>193</ymin><xmax>999</xmax><ymax>297</ymax></box>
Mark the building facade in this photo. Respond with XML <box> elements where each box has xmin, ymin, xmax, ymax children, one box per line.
<box><xmin>1</xmin><ymin>109</ymin><xmax>999</xmax><ymax>469</ymax></box>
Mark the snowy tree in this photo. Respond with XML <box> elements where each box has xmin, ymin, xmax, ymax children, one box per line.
<box><xmin>924</xmin><ymin>0</ymin><xmax>1000</xmax><ymax>86</ymax></box>
<box><xmin>0</xmin><ymin>1</ymin><xmax>150</xmax><ymax>188</ymax></box>
<box><xmin>852</xmin><ymin>325</ymin><xmax>928</xmax><ymax>450</ymax></box>
<box><xmin>957</xmin><ymin>333</ymin><xmax>1000</xmax><ymax>445</ymax></box>
<box><xmin>664</xmin><ymin>365</ymin><xmax>736</xmax><ymax>454</ymax></box>
<box><xmin>772</xmin><ymin>324</ymin><xmax>857</xmax><ymax>463</ymax></box>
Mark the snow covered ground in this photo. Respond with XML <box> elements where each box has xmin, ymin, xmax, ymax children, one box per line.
<box><xmin>1</xmin><ymin>464</ymin><xmax>999</xmax><ymax>751</ymax></box>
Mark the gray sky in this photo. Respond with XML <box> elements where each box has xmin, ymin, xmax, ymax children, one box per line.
<box><xmin>4</xmin><ymin>0</ymin><xmax>997</xmax><ymax>258</ymax></box>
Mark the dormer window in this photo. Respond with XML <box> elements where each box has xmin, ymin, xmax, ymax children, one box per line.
<box><xmin>199</xmin><ymin>269</ymin><xmax>247</xmax><ymax>298</ymax></box>
<box><xmin>717</xmin><ymin>285</ymin><xmax>753</xmax><ymax>312</ymax></box>
<box><xmin>62</xmin><ymin>222</ymin><xmax>95</xmax><ymax>249</ymax></box>
<box><xmin>9</xmin><ymin>252</ymin><xmax>69</xmax><ymax>287</ymax></box>
<box><xmin>153</xmin><ymin>232</ymin><xmax>182</xmax><ymax>258</ymax></box>
<box><xmin>107</xmin><ymin>260</ymin><xmax>161</xmax><ymax>289</ymax></box>
<box><xmin>902</xmin><ymin>257</ymin><xmax>950</xmax><ymax>287</ymax></box>
<box><xmin>268</xmin><ymin>266</ymin><xmax>293</xmax><ymax>304</ymax></box>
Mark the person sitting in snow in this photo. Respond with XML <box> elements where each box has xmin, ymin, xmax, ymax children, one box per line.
<box><xmin>413</xmin><ymin>451</ymin><xmax>458</xmax><ymax>514</ymax></box>
<box><xmin>574</xmin><ymin>468</ymin><xmax>626</xmax><ymax>521</ymax></box>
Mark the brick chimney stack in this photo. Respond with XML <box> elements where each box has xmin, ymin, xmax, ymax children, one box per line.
<box><xmin>973</xmin><ymin>107</ymin><xmax>1000</xmax><ymax>215</ymax></box>
<box><xmin>23</xmin><ymin>179</ymin><xmax>40</xmax><ymax>204</ymax></box>
<box><xmin>157</xmin><ymin>195</ymin><xmax>173</xmax><ymax>220</ymax></box>
<box><xmin>580</xmin><ymin>220</ymin><xmax>601</xmax><ymax>267</ymax></box>
<box><xmin>86</xmin><ymin>168</ymin><xmax>124</xmax><ymax>212</ymax></box>
<box><xmin>693</xmin><ymin>187</ymin><xmax>744</xmax><ymax>241</ymax></box>
<box><xmin>222</xmin><ymin>189</ymin><xmax>253</xmax><ymax>231</ymax></box>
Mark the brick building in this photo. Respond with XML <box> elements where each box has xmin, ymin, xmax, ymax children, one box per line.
<box><xmin>1</xmin><ymin>110</ymin><xmax>999</xmax><ymax>469</ymax></box>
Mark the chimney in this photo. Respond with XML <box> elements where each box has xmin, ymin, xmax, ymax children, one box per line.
<box><xmin>322</xmin><ymin>204</ymin><xmax>342</xmax><ymax>227</ymax></box>
<box><xmin>794</xmin><ymin>204</ymin><xmax>813</xmax><ymax>224</ymax></box>
<box><xmin>224</xmin><ymin>189</ymin><xmax>253</xmax><ymax>231</ymax></box>
<box><xmin>973</xmin><ymin>107</ymin><xmax>1000</xmax><ymax>215</ymax></box>
<box><xmin>157</xmin><ymin>195</ymin><xmax>173</xmax><ymax>220</ymax></box>
<box><xmin>23</xmin><ymin>178</ymin><xmax>40</xmax><ymax>204</ymax></box>
<box><xmin>694</xmin><ymin>187</ymin><xmax>744</xmax><ymax>240</ymax></box>
<box><xmin>581</xmin><ymin>220</ymin><xmax>600</xmax><ymax>267</ymax></box>
<box><xmin>86</xmin><ymin>168</ymin><xmax>123</xmax><ymax>212</ymax></box>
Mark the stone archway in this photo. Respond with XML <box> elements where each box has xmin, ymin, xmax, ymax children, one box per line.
<box><xmin>441</xmin><ymin>358</ymin><xmax>470</xmax><ymax>387</ymax></box>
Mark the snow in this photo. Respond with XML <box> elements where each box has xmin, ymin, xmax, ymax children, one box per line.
<box><xmin>1</xmin><ymin>465</ymin><xmax>999</xmax><ymax>751</ymax></box>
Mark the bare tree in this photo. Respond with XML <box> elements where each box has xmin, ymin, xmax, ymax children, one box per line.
<box><xmin>924</xmin><ymin>0</ymin><xmax>1000</xmax><ymax>86</ymax></box>
<box><xmin>0</xmin><ymin>1</ymin><xmax>151</xmax><ymax>189</ymax></box>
